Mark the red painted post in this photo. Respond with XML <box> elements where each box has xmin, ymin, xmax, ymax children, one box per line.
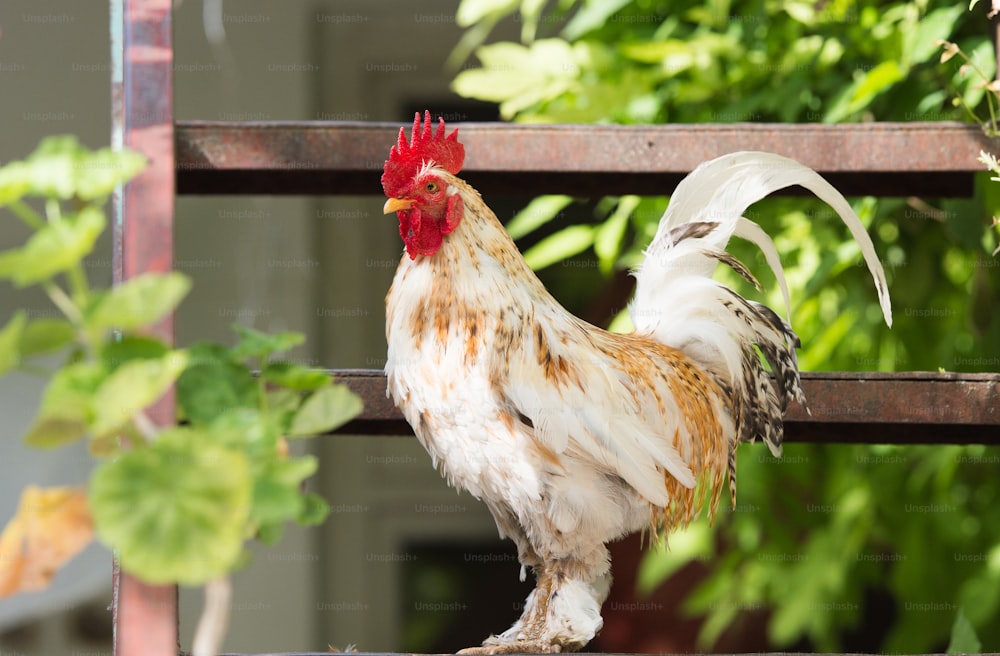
<box><xmin>110</xmin><ymin>1</ymin><xmax>179</xmax><ymax>655</ymax></box>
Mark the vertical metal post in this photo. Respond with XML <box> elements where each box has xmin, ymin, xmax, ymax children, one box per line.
<box><xmin>110</xmin><ymin>1</ymin><xmax>179</xmax><ymax>655</ymax></box>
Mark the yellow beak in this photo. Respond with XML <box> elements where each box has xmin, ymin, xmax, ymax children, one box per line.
<box><xmin>383</xmin><ymin>197</ymin><xmax>415</xmax><ymax>214</ymax></box>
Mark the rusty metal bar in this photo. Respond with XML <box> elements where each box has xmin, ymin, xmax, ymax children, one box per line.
<box><xmin>110</xmin><ymin>0</ymin><xmax>179</xmax><ymax>655</ymax></box>
<box><xmin>175</xmin><ymin>121</ymin><xmax>998</xmax><ymax>197</ymax></box>
<box><xmin>333</xmin><ymin>370</ymin><xmax>1000</xmax><ymax>444</ymax></box>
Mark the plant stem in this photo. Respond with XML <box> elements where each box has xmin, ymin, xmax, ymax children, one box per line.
<box><xmin>45</xmin><ymin>198</ymin><xmax>62</xmax><ymax>223</ymax></box>
<box><xmin>950</xmin><ymin>45</ymin><xmax>1000</xmax><ymax>134</ymax></box>
<box><xmin>258</xmin><ymin>355</ymin><xmax>269</xmax><ymax>414</ymax></box>
<box><xmin>7</xmin><ymin>200</ymin><xmax>46</xmax><ymax>230</ymax></box>
<box><xmin>191</xmin><ymin>576</ymin><xmax>232</xmax><ymax>656</ymax></box>
<box><xmin>132</xmin><ymin>411</ymin><xmax>159</xmax><ymax>442</ymax></box>
<box><xmin>65</xmin><ymin>264</ymin><xmax>90</xmax><ymax>307</ymax></box>
<box><xmin>16</xmin><ymin>363</ymin><xmax>55</xmax><ymax>377</ymax></box>
<box><xmin>43</xmin><ymin>281</ymin><xmax>83</xmax><ymax>324</ymax></box>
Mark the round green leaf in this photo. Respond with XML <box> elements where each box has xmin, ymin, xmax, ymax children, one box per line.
<box><xmin>176</xmin><ymin>358</ymin><xmax>258</xmax><ymax>426</ymax></box>
<box><xmin>19</xmin><ymin>318</ymin><xmax>75</xmax><ymax>357</ymax></box>
<box><xmin>72</xmin><ymin>147</ymin><xmax>147</xmax><ymax>201</ymax></box>
<box><xmin>101</xmin><ymin>335</ymin><xmax>170</xmax><ymax>371</ymax></box>
<box><xmin>288</xmin><ymin>384</ymin><xmax>363</xmax><ymax>437</ymax></box>
<box><xmin>205</xmin><ymin>408</ymin><xmax>282</xmax><ymax>460</ymax></box>
<box><xmin>0</xmin><ymin>207</ymin><xmax>105</xmax><ymax>287</ymax></box>
<box><xmin>89</xmin><ymin>430</ymin><xmax>251</xmax><ymax>585</ymax></box>
<box><xmin>91</xmin><ymin>351</ymin><xmax>188</xmax><ymax>436</ymax></box>
<box><xmin>86</xmin><ymin>272</ymin><xmax>191</xmax><ymax>335</ymax></box>
<box><xmin>0</xmin><ymin>136</ymin><xmax>145</xmax><ymax>202</ymax></box>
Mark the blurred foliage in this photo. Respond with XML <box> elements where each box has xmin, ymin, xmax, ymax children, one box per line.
<box><xmin>451</xmin><ymin>0</ymin><xmax>1000</xmax><ymax>651</ymax></box>
<box><xmin>0</xmin><ymin>137</ymin><xmax>362</xmax><ymax>587</ymax></box>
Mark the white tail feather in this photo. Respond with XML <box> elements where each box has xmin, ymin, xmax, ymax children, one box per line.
<box><xmin>629</xmin><ymin>151</ymin><xmax>892</xmax><ymax>487</ymax></box>
<box><xmin>632</xmin><ymin>150</ymin><xmax>891</xmax><ymax>366</ymax></box>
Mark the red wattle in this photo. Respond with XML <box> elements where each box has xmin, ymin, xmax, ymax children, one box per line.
<box><xmin>399</xmin><ymin>208</ymin><xmax>443</xmax><ymax>259</ymax></box>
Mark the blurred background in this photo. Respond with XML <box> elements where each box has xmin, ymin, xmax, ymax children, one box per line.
<box><xmin>1</xmin><ymin>0</ymin><xmax>999</xmax><ymax>654</ymax></box>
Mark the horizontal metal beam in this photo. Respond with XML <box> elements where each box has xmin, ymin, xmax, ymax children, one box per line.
<box><xmin>332</xmin><ymin>370</ymin><xmax>1000</xmax><ymax>445</ymax></box>
<box><xmin>175</xmin><ymin>121</ymin><xmax>997</xmax><ymax>197</ymax></box>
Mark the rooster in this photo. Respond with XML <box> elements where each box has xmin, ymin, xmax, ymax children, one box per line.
<box><xmin>381</xmin><ymin>112</ymin><xmax>892</xmax><ymax>653</ymax></box>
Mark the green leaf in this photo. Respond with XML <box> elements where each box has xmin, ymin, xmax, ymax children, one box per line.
<box><xmin>519</xmin><ymin>0</ymin><xmax>547</xmax><ymax>42</ymax></box>
<box><xmin>89</xmin><ymin>429</ymin><xmax>251</xmax><ymax>585</ymax></box>
<box><xmin>562</xmin><ymin>0</ymin><xmax>634</xmax><ymax>40</ymax></box>
<box><xmin>594</xmin><ymin>195</ymin><xmax>638</xmax><ymax>274</ymax></box>
<box><xmin>205</xmin><ymin>407</ymin><xmax>282</xmax><ymax>459</ymax></box>
<box><xmin>453</xmin><ymin>48</ymin><xmax>540</xmax><ymax>103</ymax></box>
<box><xmin>176</xmin><ymin>357</ymin><xmax>258</xmax><ymax>426</ymax></box>
<box><xmin>455</xmin><ymin>0</ymin><xmax>519</xmax><ymax>28</ymax></box>
<box><xmin>288</xmin><ymin>384</ymin><xmax>363</xmax><ymax>437</ymax></box>
<box><xmin>91</xmin><ymin>351</ymin><xmax>188</xmax><ymax>436</ymax></box>
<box><xmin>0</xmin><ymin>161</ymin><xmax>32</xmax><ymax>206</ymax></box>
<box><xmin>621</xmin><ymin>39</ymin><xmax>696</xmax><ymax>73</ymax></box>
<box><xmin>0</xmin><ymin>311</ymin><xmax>27</xmax><ymax>376</ymax></box>
<box><xmin>298</xmin><ymin>492</ymin><xmax>330</xmax><ymax>526</ymax></box>
<box><xmin>86</xmin><ymin>272</ymin><xmax>191</xmax><ymax>335</ymax></box>
<box><xmin>72</xmin><ymin>147</ymin><xmax>147</xmax><ymax>201</ymax></box>
<box><xmin>827</xmin><ymin>61</ymin><xmax>904</xmax><ymax>123</ymax></box>
<box><xmin>0</xmin><ymin>136</ymin><xmax>145</xmax><ymax>203</ymax></box>
<box><xmin>185</xmin><ymin>341</ymin><xmax>235</xmax><ymax>367</ymax></box>
<box><xmin>946</xmin><ymin>608</ymin><xmax>981</xmax><ymax>654</ymax></box>
<box><xmin>506</xmin><ymin>195</ymin><xmax>574</xmax><ymax>240</ymax></box>
<box><xmin>256</xmin><ymin>521</ymin><xmax>284</xmax><ymax>546</ymax></box>
<box><xmin>452</xmin><ymin>39</ymin><xmax>580</xmax><ymax>118</ymax></box>
<box><xmin>230</xmin><ymin>324</ymin><xmax>304</xmax><ymax>360</ymax></box>
<box><xmin>19</xmin><ymin>318</ymin><xmax>75</xmax><ymax>357</ymax></box>
<box><xmin>261</xmin><ymin>361</ymin><xmax>331</xmax><ymax>391</ymax></box>
<box><xmin>637</xmin><ymin>522</ymin><xmax>713</xmax><ymax>595</ymax></box>
<box><xmin>522</xmin><ymin>224</ymin><xmax>595</xmax><ymax>270</ymax></box>
<box><xmin>0</xmin><ymin>207</ymin><xmax>105</xmax><ymax>287</ymax></box>
<box><xmin>250</xmin><ymin>457</ymin><xmax>319</xmax><ymax>525</ymax></box>
<box><xmin>251</xmin><ymin>478</ymin><xmax>305</xmax><ymax>525</ymax></box>
<box><xmin>101</xmin><ymin>335</ymin><xmax>170</xmax><ymax>371</ymax></box>
<box><xmin>904</xmin><ymin>5</ymin><xmax>965</xmax><ymax>67</ymax></box>
<box><xmin>266</xmin><ymin>388</ymin><xmax>303</xmax><ymax>414</ymax></box>
<box><xmin>23</xmin><ymin>361</ymin><xmax>104</xmax><ymax>448</ymax></box>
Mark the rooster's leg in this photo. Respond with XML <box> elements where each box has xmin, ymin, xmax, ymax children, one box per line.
<box><xmin>458</xmin><ymin>564</ymin><xmax>610</xmax><ymax>654</ymax></box>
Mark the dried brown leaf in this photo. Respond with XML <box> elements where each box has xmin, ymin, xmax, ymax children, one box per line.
<box><xmin>0</xmin><ymin>486</ymin><xmax>94</xmax><ymax>598</ymax></box>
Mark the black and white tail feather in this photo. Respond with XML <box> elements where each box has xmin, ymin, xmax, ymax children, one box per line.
<box><xmin>630</xmin><ymin>151</ymin><xmax>893</xmax><ymax>503</ymax></box>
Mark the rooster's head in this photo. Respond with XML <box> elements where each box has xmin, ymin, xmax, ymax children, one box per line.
<box><xmin>382</xmin><ymin>111</ymin><xmax>466</xmax><ymax>259</ymax></box>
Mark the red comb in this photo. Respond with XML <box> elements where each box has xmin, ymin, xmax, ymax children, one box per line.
<box><xmin>381</xmin><ymin>111</ymin><xmax>465</xmax><ymax>197</ymax></box>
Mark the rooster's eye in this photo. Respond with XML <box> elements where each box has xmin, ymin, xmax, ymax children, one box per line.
<box><xmin>425</xmin><ymin>181</ymin><xmax>439</xmax><ymax>193</ymax></box>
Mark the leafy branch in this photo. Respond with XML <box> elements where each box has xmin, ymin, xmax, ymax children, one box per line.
<box><xmin>0</xmin><ymin>136</ymin><xmax>363</xmax><ymax>655</ymax></box>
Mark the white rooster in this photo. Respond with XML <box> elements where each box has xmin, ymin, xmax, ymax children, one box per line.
<box><xmin>381</xmin><ymin>112</ymin><xmax>891</xmax><ymax>653</ymax></box>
